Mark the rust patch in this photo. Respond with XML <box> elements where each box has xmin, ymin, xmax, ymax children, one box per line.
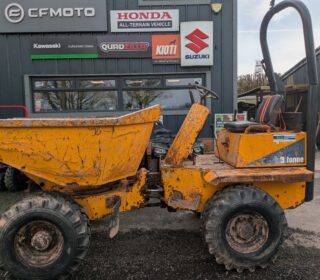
<box><xmin>168</xmin><ymin>191</ymin><xmax>201</xmax><ymax>211</ymax></box>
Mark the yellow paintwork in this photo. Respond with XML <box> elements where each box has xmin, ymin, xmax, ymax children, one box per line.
<box><xmin>0</xmin><ymin>100</ymin><xmax>312</xmax><ymax>221</ymax></box>
<box><xmin>165</xmin><ymin>103</ymin><xmax>209</xmax><ymax>166</ymax></box>
<box><xmin>161</xmin><ymin>103</ymin><xmax>310</xmax><ymax>213</ymax></box>
<box><xmin>75</xmin><ymin>169</ymin><xmax>147</xmax><ymax>220</ymax></box>
<box><xmin>0</xmin><ymin>105</ymin><xmax>160</xmax><ymax>189</ymax></box>
<box><xmin>161</xmin><ymin>166</ymin><xmax>307</xmax><ymax>212</ymax></box>
<box><xmin>217</xmin><ymin>129</ymin><xmax>307</xmax><ymax>168</ymax></box>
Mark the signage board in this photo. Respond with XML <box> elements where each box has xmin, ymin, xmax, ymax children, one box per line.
<box><xmin>31</xmin><ymin>36</ymin><xmax>98</xmax><ymax>60</ymax></box>
<box><xmin>0</xmin><ymin>0</ymin><xmax>107</xmax><ymax>33</ymax></box>
<box><xmin>110</xmin><ymin>9</ymin><xmax>179</xmax><ymax>32</ymax></box>
<box><xmin>214</xmin><ymin>113</ymin><xmax>247</xmax><ymax>137</ymax></box>
<box><xmin>152</xmin><ymin>35</ymin><xmax>180</xmax><ymax>64</ymax></box>
<box><xmin>97</xmin><ymin>35</ymin><xmax>152</xmax><ymax>58</ymax></box>
<box><xmin>181</xmin><ymin>21</ymin><xmax>214</xmax><ymax>67</ymax></box>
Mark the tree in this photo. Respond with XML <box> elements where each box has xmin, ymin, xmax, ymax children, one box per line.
<box><xmin>237</xmin><ymin>74</ymin><xmax>269</xmax><ymax>95</ymax></box>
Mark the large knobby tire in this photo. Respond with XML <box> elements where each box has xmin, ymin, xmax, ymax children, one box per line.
<box><xmin>0</xmin><ymin>193</ymin><xmax>91</xmax><ymax>280</ymax></box>
<box><xmin>202</xmin><ymin>185</ymin><xmax>287</xmax><ymax>272</ymax></box>
<box><xmin>4</xmin><ymin>167</ymin><xmax>28</xmax><ymax>192</ymax></box>
<box><xmin>0</xmin><ymin>172</ymin><xmax>6</xmax><ymax>192</ymax></box>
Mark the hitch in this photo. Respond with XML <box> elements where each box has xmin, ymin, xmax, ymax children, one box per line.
<box><xmin>106</xmin><ymin>196</ymin><xmax>121</xmax><ymax>239</ymax></box>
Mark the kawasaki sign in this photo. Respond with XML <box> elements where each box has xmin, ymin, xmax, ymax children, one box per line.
<box><xmin>0</xmin><ymin>0</ymin><xmax>107</xmax><ymax>33</ymax></box>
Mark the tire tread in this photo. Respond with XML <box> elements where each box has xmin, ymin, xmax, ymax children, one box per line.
<box><xmin>0</xmin><ymin>192</ymin><xmax>91</xmax><ymax>280</ymax></box>
<box><xmin>202</xmin><ymin>185</ymin><xmax>288</xmax><ymax>272</ymax></box>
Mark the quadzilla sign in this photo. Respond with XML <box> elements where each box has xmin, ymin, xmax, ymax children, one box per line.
<box><xmin>180</xmin><ymin>21</ymin><xmax>214</xmax><ymax>67</ymax></box>
<box><xmin>97</xmin><ymin>35</ymin><xmax>152</xmax><ymax>58</ymax></box>
<box><xmin>110</xmin><ymin>10</ymin><xmax>179</xmax><ymax>32</ymax></box>
<box><xmin>0</xmin><ymin>0</ymin><xmax>107</xmax><ymax>33</ymax></box>
<box><xmin>152</xmin><ymin>35</ymin><xmax>181</xmax><ymax>64</ymax></box>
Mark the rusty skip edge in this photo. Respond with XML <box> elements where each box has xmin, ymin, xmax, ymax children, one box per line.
<box><xmin>0</xmin><ymin>105</ymin><xmax>161</xmax><ymax>128</ymax></box>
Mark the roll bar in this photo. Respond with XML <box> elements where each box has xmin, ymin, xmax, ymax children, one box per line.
<box><xmin>260</xmin><ymin>0</ymin><xmax>319</xmax><ymax>201</ymax></box>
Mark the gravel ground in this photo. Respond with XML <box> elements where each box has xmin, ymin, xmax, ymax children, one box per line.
<box><xmin>1</xmin><ymin>229</ymin><xmax>319</xmax><ymax>280</ymax></box>
<box><xmin>72</xmin><ymin>230</ymin><xmax>320</xmax><ymax>280</ymax></box>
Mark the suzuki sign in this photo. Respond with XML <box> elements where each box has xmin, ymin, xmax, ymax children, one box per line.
<box><xmin>0</xmin><ymin>0</ymin><xmax>107</xmax><ymax>33</ymax></box>
<box><xmin>181</xmin><ymin>21</ymin><xmax>214</xmax><ymax>67</ymax></box>
<box><xmin>110</xmin><ymin>10</ymin><xmax>179</xmax><ymax>32</ymax></box>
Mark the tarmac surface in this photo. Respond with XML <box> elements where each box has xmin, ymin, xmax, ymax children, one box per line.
<box><xmin>0</xmin><ymin>154</ymin><xmax>320</xmax><ymax>279</ymax></box>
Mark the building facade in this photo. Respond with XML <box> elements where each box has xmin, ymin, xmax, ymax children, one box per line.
<box><xmin>0</xmin><ymin>0</ymin><xmax>237</xmax><ymax>137</ymax></box>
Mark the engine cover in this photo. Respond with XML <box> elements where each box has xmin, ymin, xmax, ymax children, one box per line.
<box><xmin>216</xmin><ymin>129</ymin><xmax>307</xmax><ymax>168</ymax></box>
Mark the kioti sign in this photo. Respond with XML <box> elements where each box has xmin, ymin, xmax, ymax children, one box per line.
<box><xmin>181</xmin><ymin>21</ymin><xmax>214</xmax><ymax>67</ymax></box>
<box><xmin>152</xmin><ymin>35</ymin><xmax>180</xmax><ymax>64</ymax></box>
<box><xmin>110</xmin><ymin>10</ymin><xmax>179</xmax><ymax>32</ymax></box>
<box><xmin>0</xmin><ymin>0</ymin><xmax>107</xmax><ymax>33</ymax></box>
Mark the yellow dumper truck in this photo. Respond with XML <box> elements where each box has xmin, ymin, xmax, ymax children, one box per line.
<box><xmin>0</xmin><ymin>0</ymin><xmax>318</xmax><ymax>279</ymax></box>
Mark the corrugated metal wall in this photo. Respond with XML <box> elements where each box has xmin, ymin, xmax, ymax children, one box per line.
<box><xmin>282</xmin><ymin>51</ymin><xmax>320</xmax><ymax>111</ymax></box>
<box><xmin>0</xmin><ymin>0</ymin><xmax>237</xmax><ymax>136</ymax></box>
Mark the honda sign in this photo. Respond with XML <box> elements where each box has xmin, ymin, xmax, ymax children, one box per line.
<box><xmin>110</xmin><ymin>10</ymin><xmax>179</xmax><ymax>32</ymax></box>
<box><xmin>181</xmin><ymin>21</ymin><xmax>214</xmax><ymax>67</ymax></box>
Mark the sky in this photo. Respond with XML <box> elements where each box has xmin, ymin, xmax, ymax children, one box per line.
<box><xmin>238</xmin><ymin>0</ymin><xmax>320</xmax><ymax>75</ymax></box>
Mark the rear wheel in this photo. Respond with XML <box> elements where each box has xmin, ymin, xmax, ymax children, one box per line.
<box><xmin>202</xmin><ymin>185</ymin><xmax>287</xmax><ymax>272</ymax></box>
<box><xmin>0</xmin><ymin>193</ymin><xmax>91</xmax><ymax>280</ymax></box>
<box><xmin>4</xmin><ymin>167</ymin><xmax>28</xmax><ymax>192</ymax></box>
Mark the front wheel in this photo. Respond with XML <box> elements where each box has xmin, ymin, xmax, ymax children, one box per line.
<box><xmin>0</xmin><ymin>193</ymin><xmax>91</xmax><ymax>280</ymax></box>
<box><xmin>202</xmin><ymin>185</ymin><xmax>287</xmax><ymax>272</ymax></box>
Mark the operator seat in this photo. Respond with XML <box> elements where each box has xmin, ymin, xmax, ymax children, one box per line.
<box><xmin>224</xmin><ymin>95</ymin><xmax>284</xmax><ymax>133</ymax></box>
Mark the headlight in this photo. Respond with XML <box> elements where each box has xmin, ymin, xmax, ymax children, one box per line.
<box><xmin>154</xmin><ymin>148</ymin><xmax>167</xmax><ymax>155</ymax></box>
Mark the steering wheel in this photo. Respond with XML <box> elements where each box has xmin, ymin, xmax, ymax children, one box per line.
<box><xmin>188</xmin><ymin>84</ymin><xmax>219</xmax><ymax>105</ymax></box>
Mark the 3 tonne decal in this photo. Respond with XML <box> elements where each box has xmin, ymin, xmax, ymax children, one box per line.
<box><xmin>248</xmin><ymin>139</ymin><xmax>306</xmax><ymax>167</ymax></box>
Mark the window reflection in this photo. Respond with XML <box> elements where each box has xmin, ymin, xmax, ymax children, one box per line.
<box><xmin>34</xmin><ymin>91</ymin><xmax>118</xmax><ymax>112</ymax></box>
<box><xmin>34</xmin><ymin>80</ymin><xmax>73</xmax><ymax>90</ymax></box>
<box><xmin>166</xmin><ymin>78</ymin><xmax>203</xmax><ymax>87</ymax></box>
<box><xmin>124</xmin><ymin>78</ymin><xmax>161</xmax><ymax>88</ymax></box>
<box><xmin>78</xmin><ymin>80</ymin><xmax>116</xmax><ymax>89</ymax></box>
<box><xmin>123</xmin><ymin>89</ymin><xmax>200</xmax><ymax>110</ymax></box>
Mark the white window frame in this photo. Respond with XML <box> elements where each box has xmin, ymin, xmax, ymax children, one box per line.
<box><xmin>139</xmin><ymin>0</ymin><xmax>211</xmax><ymax>6</ymax></box>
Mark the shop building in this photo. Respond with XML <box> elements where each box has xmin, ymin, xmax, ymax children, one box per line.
<box><xmin>0</xmin><ymin>0</ymin><xmax>237</xmax><ymax>137</ymax></box>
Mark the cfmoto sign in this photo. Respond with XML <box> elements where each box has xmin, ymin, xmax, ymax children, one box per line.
<box><xmin>5</xmin><ymin>3</ymin><xmax>24</xmax><ymax>23</ymax></box>
<box><xmin>4</xmin><ymin>4</ymin><xmax>95</xmax><ymax>23</ymax></box>
<box><xmin>0</xmin><ymin>0</ymin><xmax>107</xmax><ymax>33</ymax></box>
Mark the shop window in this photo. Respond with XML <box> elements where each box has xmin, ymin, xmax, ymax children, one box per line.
<box><xmin>33</xmin><ymin>91</ymin><xmax>118</xmax><ymax>113</ymax></box>
<box><xmin>31</xmin><ymin>78</ymin><xmax>118</xmax><ymax>113</ymax></box>
<box><xmin>124</xmin><ymin>78</ymin><xmax>161</xmax><ymax>88</ymax></box>
<box><xmin>123</xmin><ymin>89</ymin><xmax>200</xmax><ymax>110</ymax></box>
<box><xmin>30</xmin><ymin>74</ymin><xmax>206</xmax><ymax>114</ymax></box>
<box><xmin>34</xmin><ymin>80</ymin><xmax>73</xmax><ymax>90</ymax></box>
<box><xmin>78</xmin><ymin>80</ymin><xmax>116</xmax><ymax>89</ymax></box>
<box><xmin>166</xmin><ymin>77</ymin><xmax>203</xmax><ymax>87</ymax></box>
